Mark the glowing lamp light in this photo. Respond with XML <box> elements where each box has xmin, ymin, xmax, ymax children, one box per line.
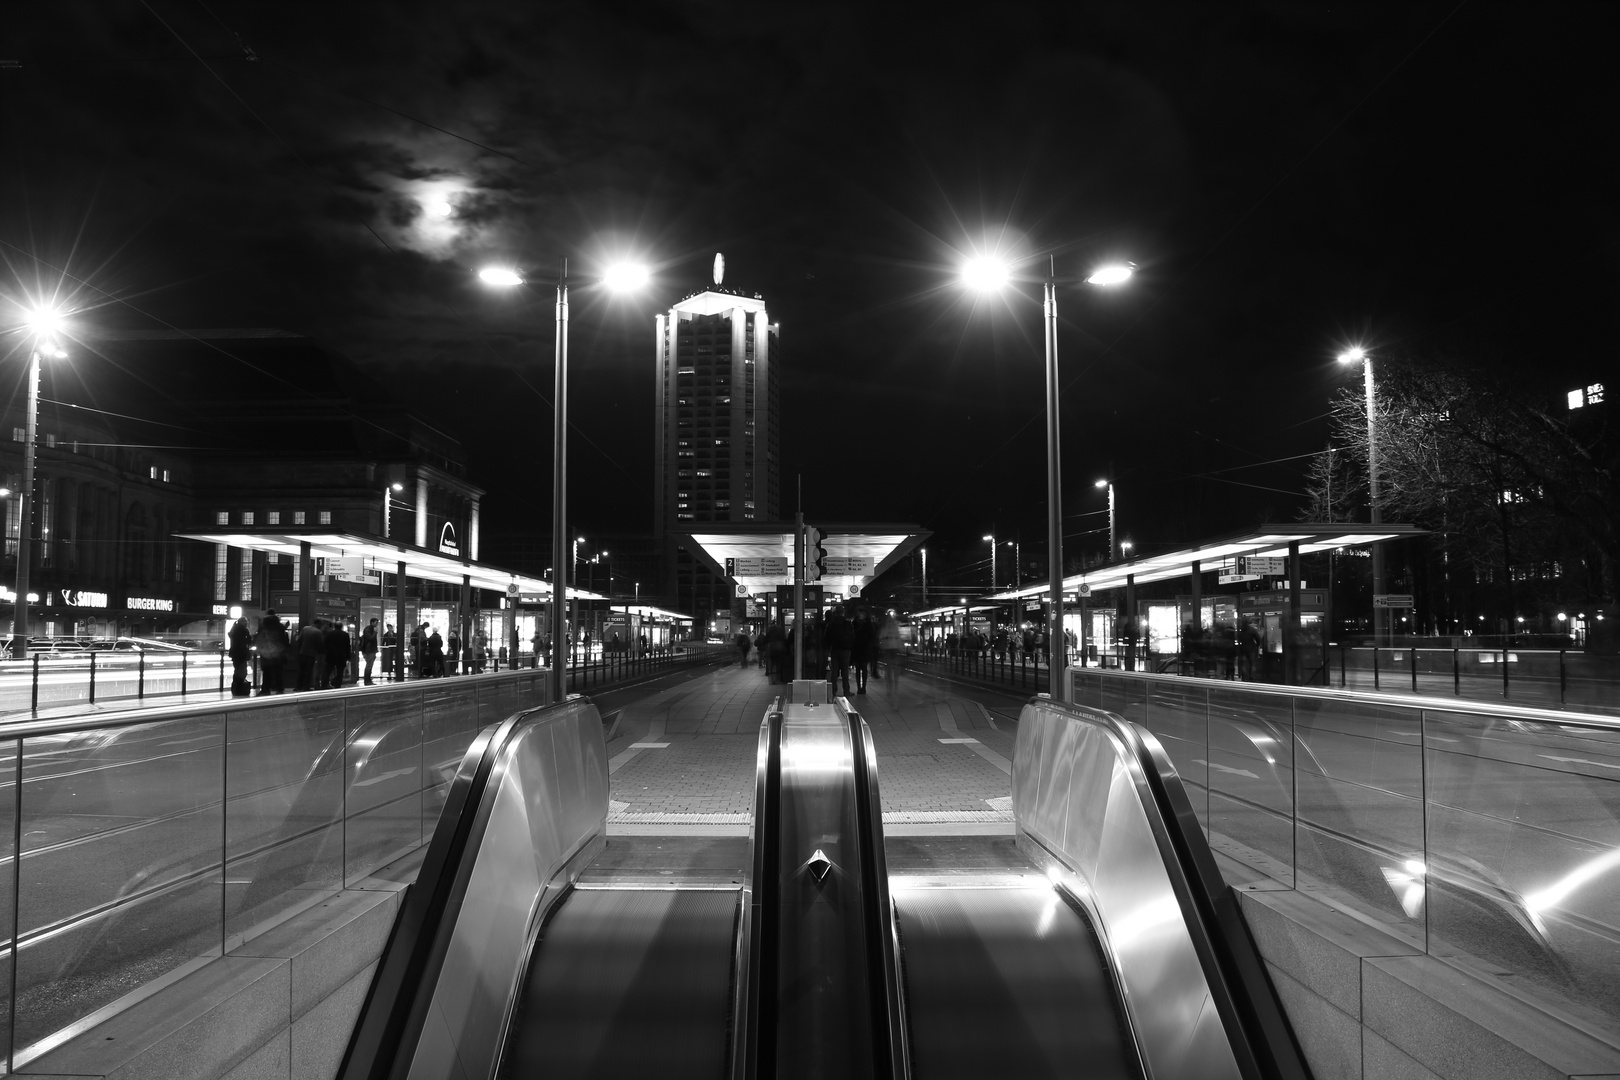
<box><xmin>962</xmin><ymin>257</ymin><xmax>1010</xmax><ymax>292</ymax></box>
<box><xmin>1557</xmin><ymin>613</ymin><xmax>1568</xmax><ymax>622</ymax></box>
<box><xmin>1338</xmin><ymin>346</ymin><xmax>1367</xmax><ymax>365</ymax></box>
<box><xmin>478</xmin><ymin>267</ymin><xmax>525</xmax><ymax>287</ymax></box>
<box><xmin>603</xmin><ymin>262</ymin><xmax>650</xmax><ymax>292</ymax></box>
<box><xmin>425</xmin><ymin>198</ymin><xmax>453</xmax><ymax>219</ymax></box>
<box><xmin>391</xmin><ymin>482</ymin><xmax>404</xmax><ymax>492</ymax></box>
<box><xmin>1085</xmin><ymin>263</ymin><xmax>1135</xmax><ymax>286</ymax></box>
<box><xmin>24</xmin><ymin>306</ymin><xmax>63</xmax><ymax>338</ymax></box>
<box><xmin>1094</xmin><ymin>479</ymin><xmax>1108</xmax><ymax>489</ymax></box>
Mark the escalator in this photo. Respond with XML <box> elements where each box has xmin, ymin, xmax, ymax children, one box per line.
<box><xmin>339</xmin><ymin>691</ymin><xmax>1308</xmax><ymax>1080</ymax></box>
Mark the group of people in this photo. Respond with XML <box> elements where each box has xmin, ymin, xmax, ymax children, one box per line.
<box><xmin>226</xmin><ymin>612</ymin><xmax>494</xmax><ymax>696</ymax></box>
<box><xmin>735</xmin><ymin>605</ymin><xmax>905</xmax><ymax>695</ymax></box>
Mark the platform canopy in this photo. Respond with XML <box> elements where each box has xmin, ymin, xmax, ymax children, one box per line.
<box><xmin>673</xmin><ymin>521</ymin><xmax>929</xmax><ymax>603</ymax></box>
<box><xmin>175</xmin><ymin>530</ymin><xmax>608</xmax><ymax>601</ymax></box>
<box><xmin>987</xmin><ymin>523</ymin><xmax>1429</xmax><ymax>600</ymax></box>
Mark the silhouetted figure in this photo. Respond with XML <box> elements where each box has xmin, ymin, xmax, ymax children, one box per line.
<box><xmin>256</xmin><ymin>610</ymin><xmax>289</xmax><ymax>695</ymax></box>
<box><xmin>850</xmin><ymin>609</ymin><xmax>875</xmax><ymax>694</ymax></box>
<box><xmin>324</xmin><ymin>620</ymin><xmax>352</xmax><ymax>688</ymax></box>
<box><xmin>360</xmin><ymin>618</ymin><xmax>379</xmax><ymax>684</ymax></box>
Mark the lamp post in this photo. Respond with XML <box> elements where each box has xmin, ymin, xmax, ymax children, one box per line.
<box><xmin>479</xmin><ymin>260</ymin><xmax>648</xmax><ymax>699</ymax></box>
<box><xmin>962</xmin><ymin>255</ymin><xmax>1133</xmax><ymax>692</ymax></box>
<box><xmin>982</xmin><ymin>532</ymin><xmax>996</xmax><ymax>591</ymax></box>
<box><xmin>1094</xmin><ymin>478</ymin><xmax>1116</xmax><ymax>561</ymax></box>
<box><xmin>1005</xmin><ymin>539</ymin><xmax>1021</xmax><ymax>589</ymax></box>
<box><xmin>9</xmin><ymin>308</ymin><xmax>67</xmax><ymax>660</ymax></box>
<box><xmin>1338</xmin><ymin>347</ymin><xmax>1386</xmax><ymax>647</ymax></box>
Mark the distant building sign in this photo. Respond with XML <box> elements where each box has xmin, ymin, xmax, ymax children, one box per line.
<box><xmin>62</xmin><ymin>590</ymin><xmax>110</xmax><ymax>608</ymax></box>
<box><xmin>213</xmin><ymin>604</ymin><xmax>230</xmax><ymax>615</ymax></box>
<box><xmin>438</xmin><ymin>522</ymin><xmax>460</xmax><ymax>556</ymax></box>
<box><xmin>126</xmin><ymin>596</ymin><xmax>176</xmax><ymax>612</ymax></box>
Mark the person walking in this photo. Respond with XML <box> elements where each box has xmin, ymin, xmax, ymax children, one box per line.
<box><xmin>324</xmin><ymin>620</ymin><xmax>352</xmax><ymax>688</ymax></box>
<box><xmin>296</xmin><ymin>618</ymin><xmax>324</xmax><ymax>691</ymax></box>
<box><xmin>447</xmin><ymin>627</ymin><xmax>461</xmax><ymax>675</ymax></box>
<box><xmin>228</xmin><ymin>616</ymin><xmax>252</xmax><ymax>696</ymax></box>
<box><xmin>878</xmin><ymin>613</ymin><xmax>904</xmax><ymax>694</ymax></box>
<box><xmin>765</xmin><ymin>622</ymin><xmax>787</xmax><ymax>684</ymax></box>
<box><xmin>360</xmin><ymin>618</ymin><xmax>379</xmax><ymax>684</ymax></box>
<box><xmin>849</xmin><ymin>608</ymin><xmax>875</xmax><ymax>694</ymax></box>
<box><xmin>734</xmin><ymin>630</ymin><xmax>751</xmax><ymax>667</ymax></box>
<box><xmin>255</xmin><ymin>610</ymin><xmax>289</xmax><ymax>695</ymax></box>
<box><xmin>823</xmin><ymin>604</ymin><xmax>853</xmax><ymax>696</ymax></box>
<box><xmin>382</xmin><ymin>624</ymin><xmax>398</xmax><ymax>681</ymax></box>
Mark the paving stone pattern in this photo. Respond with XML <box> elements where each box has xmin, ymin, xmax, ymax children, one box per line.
<box><xmin>604</xmin><ymin>663</ymin><xmax>1014</xmax><ymax>818</ymax></box>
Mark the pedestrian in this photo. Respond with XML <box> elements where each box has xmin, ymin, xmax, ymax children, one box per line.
<box><xmin>473</xmin><ymin>633</ymin><xmax>487</xmax><ymax>673</ymax></box>
<box><xmin>753</xmin><ymin>630</ymin><xmax>766</xmax><ymax>669</ymax></box>
<box><xmin>447</xmin><ymin>627</ymin><xmax>461</xmax><ymax>675</ymax></box>
<box><xmin>823</xmin><ymin>604</ymin><xmax>853</xmax><ymax>696</ymax></box>
<box><xmin>878</xmin><ymin>613</ymin><xmax>903</xmax><ymax>694</ymax></box>
<box><xmin>228</xmin><ymin>616</ymin><xmax>252</xmax><ymax>696</ymax></box>
<box><xmin>765</xmin><ymin>622</ymin><xmax>787</xmax><ymax>683</ymax></box>
<box><xmin>296</xmin><ymin>618</ymin><xmax>324</xmax><ymax>691</ymax></box>
<box><xmin>360</xmin><ymin>618</ymin><xmax>379</xmax><ymax>684</ymax></box>
<box><xmin>412</xmin><ymin>623</ymin><xmax>428</xmax><ymax>678</ymax></box>
<box><xmin>850</xmin><ymin>608</ymin><xmax>875</xmax><ymax>694</ymax></box>
<box><xmin>324</xmin><ymin>619</ymin><xmax>352</xmax><ymax>688</ymax></box>
<box><xmin>428</xmin><ymin>626</ymin><xmax>445</xmax><ymax>676</ymax></box>
<box><xmin>735</xmin><ymin>630</ymin><xmax>751</xmax><ymax>667</ymax></box>
<box><xmin>255</xmin><ymin>610</ymin><xmax>289</xmax><ymax>694</ymax></box>
<box><xmin>382</xmin><ymin>623</ymin><xmax>398</xmax><ymax>680</ymax></box>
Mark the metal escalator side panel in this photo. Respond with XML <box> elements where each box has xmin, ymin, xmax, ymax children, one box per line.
<box><xmin>773</xmin><ymin>702</ymin><xmax>880</xmax><ymax>1080</ymax></box>
<box><xmin>1132</xmin><ymin>727</ymin><xmax>1312</xmax><ymax>1080</ymax></box>
<box><xmin>845</xmin><ymin>702</ymin><xmax>911</xmax><ymax>1080</ymax></box>
<box><xmin>733</xmin><ymin>700</ymin><xmax>783</xmax><ymax>1080</ymax></box>
<box><xmin>337</xmin><ymin>696</ymin><xmax>609</xmax><ymax>1080</ymax></box>
<box><xmin>1013</xmin><ymin>698</ymin><xmax>1244</xmax><ymax>1080</ymax></box>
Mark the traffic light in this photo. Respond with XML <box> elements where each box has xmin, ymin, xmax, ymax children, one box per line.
<box><xmin>804</xmin><ymin>525</ymin><xmax>825</xmax><ymax>581</ymax></box>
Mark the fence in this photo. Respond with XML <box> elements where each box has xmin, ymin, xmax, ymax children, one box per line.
<box><xmin>0</xmin><ymin>642</ymin><xmax>708</xmax><ymax>718</ymax></box>
<box><xmin>1070</xmin><ymin>664</ymin><xmax>1620</xmax><ymax>1047</ymax></box>
<box><xmin>906</xmin><ymin>644</ymin><xmax>1053</xmax><ymax>695</ymax></box>
<box><xmin>0</xmin><ymin>643</ymin><xmax>725</xmax><ymax>1070</ymax></box>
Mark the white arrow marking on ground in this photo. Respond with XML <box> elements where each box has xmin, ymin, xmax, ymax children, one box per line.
<box><xmin>1193</xmin><ymin>759</ymin><xmax>1258</xmax><ymax>779</ymax></box>
<box><xmin>353</xmin><ymin>767</ymin><xmax>417</xmax><ymax>788</ymax></box>
<box><xmin>1538</xmin><ymin>755</ymin><xmax>1620</xmax><ymax>772</ymax></box>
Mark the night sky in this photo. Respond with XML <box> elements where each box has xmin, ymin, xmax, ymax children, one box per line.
<box><xmin>4</xmin><ymin>2</ymin><xmax>1615</xmax><ymax>586</ymax></box>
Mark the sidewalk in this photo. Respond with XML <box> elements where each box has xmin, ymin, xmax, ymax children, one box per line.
<box><xmin>603</xmin><ymin>662</ymin><xmax>1017</xmax><ymax>835</ymax></box>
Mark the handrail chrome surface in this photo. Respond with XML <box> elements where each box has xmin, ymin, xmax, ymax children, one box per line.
<box><xmin>1014</xmin><ymin>694</ymin><xmax>1308</xmax><ymax>1080</ymax></box>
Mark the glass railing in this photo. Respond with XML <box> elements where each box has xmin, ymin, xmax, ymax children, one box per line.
<box><xmin>1070</xmin><ymin>666</ymin><xmax>1620</xmax><ymax>1045</ymax></box>
<box><xmin>0</xmin><ymin>669</ymin><xmax>551</xmax><ymax>1070</ymax></box>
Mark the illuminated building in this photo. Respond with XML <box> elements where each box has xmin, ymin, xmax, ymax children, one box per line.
<box><xmin>653</xmin><ymin>255</ymin><xmax>781</xmax><ymax>625</ymax></box>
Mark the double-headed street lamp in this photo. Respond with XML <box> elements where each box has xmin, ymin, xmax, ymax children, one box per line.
<box><xmin>479</xmin><ymin>261</ymin><xmax>649</xmax><ymax>699</ymax></box>
<box><xmin>963</xmin><ymin>255</ymin><xmax>1134</xmax><ymax>687</ymax></box>
<box><xmin>1094</xmin><ymin>478</ymin><xmax>1117</xmax><ymax>561</ymax></box>
<box><xmin>8</xmin><ymin>307</ymin><xmax>68</xmax><ymax>660</ymax></box>
<box><xmin>1338</xmin><ymin>346</ymin><xmax>1387</xmax><ymax>646</ymax></box>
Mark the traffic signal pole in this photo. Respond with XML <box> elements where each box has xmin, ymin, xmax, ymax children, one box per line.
<box><xmin>794</xmin><ymin>511</ymin><xmax>805</xmax><ymax>681</ymax></box>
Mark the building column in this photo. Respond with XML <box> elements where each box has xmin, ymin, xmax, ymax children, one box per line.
<box><xmin>1287</xmin><ymin>541</ymin><xmax>1302</xmax><ymax>685</ymax></box>
<box><xmin>415</xmin><ymin>476</ymin><xmax>429</xmax><ymax>548</ymax></box>
<box><xmin>397</xmin><ymin>560</ymin><xmax>408</xmax><ymax>681</ymax></box>
<box><xmin>1125</xmin><ymin>573</ymin><xmax>1137</xmax><ymax>671</ymax></box>
<box><xmin>298</xmin><ymin>541</ymin><xmax>313</xmax><ymax>627</ymax></box>
<box><xmin>469</xmin><ymin>498</ymin><xmax>480</xmax><ymax>561</ymax></box>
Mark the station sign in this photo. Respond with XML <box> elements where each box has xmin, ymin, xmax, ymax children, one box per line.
<box><xmin>270</xmin><ymin>591</ymin><xmax>361</xmax><ymax>620</ymax></box>
<box><xmin>61</xmin><ymin>589</ymin><xmax>109</xmax><ymax>608</ymax></box>
<box><xmin>1218</xmin><ymin>572</ymin><xmax>1261</xmax><ymax>584</ymax></box>
<box><xmin>322</xmin><ymin>557</ymin><xmax>379</xmax><ymax>583</ymax></box>
<box><xmin>1076</xmin><ymin>583</ymin><xmax>1092</xmax><ymax>598</ymax></box>
<box><xmin>726</xmin><ymin>556</ymin><xmax>790</xmax><ymax>577</ymax></box>
<box><xmin>126</xmin><ymin>596</ymin><xmax>177</xmax><ymax>612</ymax></box>
<box><xmin>1242</xmin><ymin>557</ymin><xmax>1286</xmax><ymax>575</ymax></box>
<box><xmin>822</xmin><ymin>556</ymin><xmax>875</xmax><ymax>575</ymax></box>
<box><xmin>735</xmin><ymin>583</ymin><xmax>749</xmax><ymax>597</ymax></box>
<box><xmin>1373</xmin><ymin>594</ymin><xmax>1415</xmax><ymax>608</ymax></box>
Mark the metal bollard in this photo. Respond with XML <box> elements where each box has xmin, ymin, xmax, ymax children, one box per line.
<box><xmin>1453</xmin><ymin>646</ymin><xmax>1460</xmax><ymax>696</ymax></box>
<box><xmin>1411</xmin><ymin>644</ymin><xmax>1418</xmax><ymax>694</ymax></box>
<box><xmin>138</xmin><ymin>648</ymin><xmax>146</xmax><ymax>700</ymax></box>
<box><xmin>31</xmin><ymin>654</ymin><xmax>39</xmax><ymax>713</ymax></box>
<box><xmin>181</xmin><ymin>650</ymin><xmax>188</xmax><ymax>697</ymax></box>
<box><xmin>1372</xmin><ymin>644</ymin><xmax>1380</xmax><ymax>690</ymax></box>
<box><xmin>89</xmin><ymin>652</ymin><xmax>97</xmax><ymax>704</ymax></box>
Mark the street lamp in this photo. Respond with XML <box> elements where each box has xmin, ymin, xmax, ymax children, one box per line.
<box><xmin>1094</xmin><ymin>478</ymin><xmax>1116</xmax><ymax>561</ymax></box>
<box><xmin>982</xmin><ymin>533</ymin><xmax>996</xmax><ymax>591</ymax></box>
<box><xmin>479</xmin><ymin>261</ymin><xmax>649</xmax><ymax>698</ymax></box>
<box><xmin>1005</xmin><ymin>539</ymin><xmax>1021</xmax><ymax>589</ymax></box>
<box><xmin>962</xmin><ymin>254</ymin><xmax>1134</xmax><ymax>690</ymax></box>
<box><xmin>8</xmin><ymin>307</ymin><xmax>68</xmax><ymax>660</ymax></box>
<box><xmin>1338</xmin><ymin>346</ymin><xmax>1387</xmax><ymax>646</ymax></box>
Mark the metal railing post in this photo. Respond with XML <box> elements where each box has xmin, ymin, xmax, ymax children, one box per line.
<box><xmin>1502</xmin><ymin>642</ymin><xmax>1510</xmax><ymax>698</ymax></box>
<box><xmin>31</xmin><ymin>655</ymin><xmax>39</xmax><ymax>713</ymax></box>
<box><xmin>181</xmin><ymin>650</ymin><xmax>188</xmax><ymax>697</ymax></box>
<box><xmin>1372</xmin><ymin>643</ymin><xmax>1380</xmax><ymax>690</ymax></box>
<box><xmin>1559</xmin><ymin>647</ymin><xmax>1567</xmax><ymax>704</ymax></box>
<box><xmin>1340</xmin><ymin>642</ymin><xmax>1347</xmax><ymax>687</ymax></box>
<box><xmin>1453</xmin><ymin>646</ymin><xmax>1460</xmax><ymax>696</ymax></box>
<box><xmin>1411</xmin><ymin>644</ymin><xmax>1418</xmax><ymax>694</ymax></box>
<box><xmin>88</xmin><ymin>652</ymin><xmax>96</xmax><ymax>704</ymax></box>
<box><xmin>219</xmin><ymin>648</ymin><xmax>225</xmax><ymax>691</ymax></box>
<box><xmin>138</xmin><ymin>648</ymin><xmax>146</xmax><ymax>700</ymax></box>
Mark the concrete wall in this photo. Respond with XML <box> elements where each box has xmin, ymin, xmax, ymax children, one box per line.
<box><xmin>1239</xmin><ymin>887</ymin><xmax>1620</xmax><ymax>1080</ymax></box>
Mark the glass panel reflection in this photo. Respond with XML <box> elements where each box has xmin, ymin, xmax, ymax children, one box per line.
<box><xmin>1206</xmin><ymin>688</ymin><xmax>1295</xmax><ymax>889</ymax></box>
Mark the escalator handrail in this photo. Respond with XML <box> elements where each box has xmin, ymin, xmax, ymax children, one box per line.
<box><xmin>336</xmin><ymin>699</ymin><xmax>574</xmax><ymax>1080</ymax></box>
<box><xmin>845</xmin><ymin>702</ymin><xmax>911</xmax><ymax>1080</ymax></box>
<box><xmin>733</xmin><ymin>700</ymin><xmax>783</xmax><ymax>1080</ymax></box>
<box><xmin>1030</xmin><ymin>696</ymin><xmax>1310</xmax><ymax>1080</ymax></box>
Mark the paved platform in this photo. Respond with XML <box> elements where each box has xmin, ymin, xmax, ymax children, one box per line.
<box><xmin>602</xmin><ymin>662</ymin><xmax>1020</xmax><ymax>835</ymax></box>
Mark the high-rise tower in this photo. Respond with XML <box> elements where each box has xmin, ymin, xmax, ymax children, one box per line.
<box><xmin>653</xmin><ymin>255</ymin><xmax>781</xmax><ymax>622</ymax></box>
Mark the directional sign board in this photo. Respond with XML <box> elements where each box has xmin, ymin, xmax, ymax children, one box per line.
<box><xmin>1218</xmin><ymin>573</ymin><xmax>1261</xmax><ymax>584</ymax></box>
<box><xmin>822</xmin><ymin>556</ymin><xmax>875</xmax><ymax>575</ymax></box>
<box><xmin>519</xmin><ymin>593</ymin><xmax>549</xmax><ymax>604</ymax></box>
<box><xmin>726</xmin><ymin>556</ymin><xmax>791</xmax><ymax>577</ymax></box>
<box><xmin>1373</xmin><ymin>594</ymin><xmax>1415</xmax><ymax>608</ymax></box>
<box><xmin>1243</xmin><ymin>557</ymin><xmax>1286</xmax><ymax>575</ymax></box>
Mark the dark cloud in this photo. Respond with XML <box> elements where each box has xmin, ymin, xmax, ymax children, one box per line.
<box><xmin>3</xmin><ymin>1</ymin><xmax>1616</xmax><ymax>561</ymax></box>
